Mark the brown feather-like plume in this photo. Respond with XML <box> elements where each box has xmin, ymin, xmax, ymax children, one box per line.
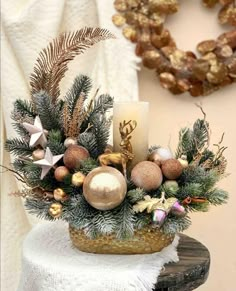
<box><xmin>68</xmin><ymin>93</ymin><xmax>86</xmax><ymax>138</ymax></box>
<box><xmin>30</xmin><ymin>27</ymin><xmax>115</xmax><ymax>102</ymax></box>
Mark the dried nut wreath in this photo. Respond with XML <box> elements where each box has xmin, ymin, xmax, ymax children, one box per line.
<box><xmin>113</xmin><ymin>0</ymin><xmax>236</xmax><ymax>96</ymax></box>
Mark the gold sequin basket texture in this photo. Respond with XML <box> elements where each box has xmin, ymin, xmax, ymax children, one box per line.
<box><xmin>69</xmin><ymin>225</ymin><xmax>174</xmax><ymax>254</ymax></box>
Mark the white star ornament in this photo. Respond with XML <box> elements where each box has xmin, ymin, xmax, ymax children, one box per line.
<box><xmin>23</xmin><ymin>116</ymin><xmax>47</xmax><ymax>147</ymax></box>
<box><xmin>34</xmin><ymin>147</ymin><xmax>64</xmax><ymax>179</ymax></box>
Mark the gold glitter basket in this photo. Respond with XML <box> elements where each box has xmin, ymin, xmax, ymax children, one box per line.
<box><xmin>69</xmin><ymin>225</ymin><xmax>174</xmax><ymax>254</ymax></box>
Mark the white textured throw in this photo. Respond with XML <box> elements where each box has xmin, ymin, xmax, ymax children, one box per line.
<box><xmin>18</xmin><ymin>222</ymin><xmax>179</xmax><ymax>291</ymax></box>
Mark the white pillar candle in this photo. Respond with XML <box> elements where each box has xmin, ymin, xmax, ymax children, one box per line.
<box><xmin>113</xmin><ymin>102</ymin><xmax>149</xmax><ymax>166</ymax></box>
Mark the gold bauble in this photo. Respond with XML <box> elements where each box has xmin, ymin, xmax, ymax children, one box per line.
<box><xmin>64</xmin><ymin>137</ymin><xmax>78</xmax><ymax>148</ymax></box>
<box><xmin>53</xmin><ymin>188</ymin><xmax>68</xmax><ymax>202</ymax></box>
<box><xmin>178</xmin><ymin>155</ymin><xmax>189</xmax><ymax>169</ymax></box>
<box><xmin>72</xmin><ymin>172</ymin><xmax>85</xmax><ymax>187</ymax></box>
<box><xmin>32</xmin><ymin>149</ymin><xmax>45</xmax><ymax>160</ymax></box>
<box><xmin>63</xmin><ymin>145</ymin><xmax>90</xmax><ymax>169</ymax></box>
<box><xmin>48</xmin><ymin>202</ymin><xmax>62</xmax><ymax>218</ymax></box>
<box><xmin>161</xmin><ymin>159</ymin><xmax>183</xmax><ymax>180</ymax></box>
<box><xmin>54</xmin><ymin>166</ymin><xmax>70</xmax><ymax>182</ymax></box>
<box><xmin>83</xmin><ymin>166</ymin><xmax>127</xmax><ymax>210</ymax></box>
<box><xmin>131</xmin><ymin>161</ymin><xmax>163</xmax><ymax>191</ymax></box>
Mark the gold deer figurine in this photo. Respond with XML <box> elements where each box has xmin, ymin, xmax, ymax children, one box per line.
<box><xmin>98</xmin><ymin>120</ymin><xmax>137</xmax><ymax>177</ymax></box>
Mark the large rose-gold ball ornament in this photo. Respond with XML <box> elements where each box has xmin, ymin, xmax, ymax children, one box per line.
<box><xmin>63</xmin><ymin>145</ymin><xmax>90</xmax><ymax>169</ymax></box>
<box><xmin>83</xmin><ymin>166</ymin><xmax>127</xmax><ymax>210</ymax></box>
<box><xmin>131</xmin><ymin>161</ymin><xmax>163</xmax><ymax>191</ymax></box>
<box><xmin>161</xmin><ymin>159</ymin><xmax>183</xmax><ymax>179</ymax></box>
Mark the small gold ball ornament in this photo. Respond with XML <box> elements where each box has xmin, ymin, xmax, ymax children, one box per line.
<box><xmin>53</xmin><ymin>188</ymin><xmax>68</xmax><ymax>202</ymax></box>
<box><xmin>48</xmin><ymin>202</ymin><xmax>62</xmax><ymax>218</ymax></box>
<box><xmin>83</xmin><ymin>166</ymin><xmax>127</xmax><ymax>210</ymax></box>
<box><xmin>178</xmin><ymin>155</ymin><xmax>189</xmax><ymax>169</ymax></box>
<box><xmin>32</xmin><ymin>149</ymin><xmax>45</xmax><ymax>160</ymax></box>
<box><xmin>161</xmin><ymin>159</ymin><xmax>183</xmax><ymax>180</ymax></box>
<box><xmin>64</xmin><ymin>137</ymin><xmax>78</xmax><ymax>148</ymax></box>
<box><xmin>72</xmin><ymin>172</ymin><xmax>85</xmax><ymax>187</ymax></box>
<box><xmin>54</xmin><ymin>166</ymin><xmax>70</xmax><ymax>182</ymax></box>
<box><xmin>131</xmin><ymin>161</ymin><xmax>163</xmax><ymax>191</ymax></box>
<box><xmin>63</xmin><ymin>145</ymin><xmax>90</xmax><ymax>169</ymax></box>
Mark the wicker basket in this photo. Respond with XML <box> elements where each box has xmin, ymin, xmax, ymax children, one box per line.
<box><xmin>69</xmin><ymin>225</ymin><xmax>174</xmax><ymax>254</ymax></box>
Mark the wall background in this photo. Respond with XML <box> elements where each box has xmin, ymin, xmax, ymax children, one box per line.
<box><xmin>138</xmin><ymin>2</ymin><xmax>236</xmax><ymax>290</ymax></box>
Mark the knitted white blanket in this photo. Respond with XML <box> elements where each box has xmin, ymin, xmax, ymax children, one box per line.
<box><xmin>18</xmin><ymin>222</ymin><xmax>179</xmax><ymax>291</ymax></box>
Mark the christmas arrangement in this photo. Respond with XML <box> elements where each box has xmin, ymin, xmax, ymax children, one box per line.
<box><xmin>4</xmin><ymin>27</ymin><xmax>229</xmax><ymax>255</ymax></box>
<box><xmin>113</xmin><ymin>0</ymin><xmax>236</xmax><ymax>96</ymax></box>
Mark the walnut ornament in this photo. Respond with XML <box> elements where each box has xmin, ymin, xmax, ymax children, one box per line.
<box><xmin>72</xmin><ymin>172</ymin><xmax>85</xmax><ymax>187</ymax></box>
<box><xmin>48</xmin><ymin>203</ymin><xmax>62</xmax><ymax>218</ymax></box>
<box><xmin>53</xmin><ymin>188</ymin><xmax>68</xmax><ymax>202</ymax></box>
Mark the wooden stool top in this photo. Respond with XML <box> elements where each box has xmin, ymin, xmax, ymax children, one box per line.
<box><xmin>155</xmin><ymin>234</ymin><xmax>210</xmax><ymax>291</ymax></box>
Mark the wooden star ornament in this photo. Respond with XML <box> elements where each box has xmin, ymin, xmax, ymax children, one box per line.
<box><xmin>23</xmin><ymin>116</ymin><xmax>48</xmax><ymax>147</ymax></box>
<box><xmin>34</xmin><ymin>147</ymin><xmax>64</xmax><ymax>179</ymax></box>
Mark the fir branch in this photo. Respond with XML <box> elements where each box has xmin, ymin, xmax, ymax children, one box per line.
<box><xmin>5</xmin><ymin>138</ymin><xmax>33</xmax><ymax>156</ymax></box>
<box><xmin>187</xmin><ymin>202</ymin><xmax>210</xmax><ymax>212</ymax></box>
<box><xmin>114</xmin><ymin>200</ymin><xmax>135</xmax><ymax>239</ymax></box>
<box><xmin>175</xmin><ymin>127</ymin><xmax>194</xmax><ymax>161</ymax></box>
<box><xmin>47</xmin><ymin>131</ymin><xmax>65</xmax><ymax>155</ymax></box>
<box><xmin>82</xmin><ymin>94</ymin><xmax>114</xmax><ymax>131</ymax></box>
<box><xmin>134</xmin><ymin>213</ymin><xmax>151</xmax><ymax>229</ymax></box>
<box><xmin>25</xmin><ymin>198</ymin><xmax>54</xmax><ymax>220</ymax></box>
<box><xmin>48</xmin><ymin>130</ymin><xmax>63</xmax><ymax>142</ymax></box>
<box><xmin>12</xmin><ymin>123</ymin><xmax>30</xmax><ymax>140</ymax></box>
<box><xmin>65</xmin><ymin>75</ymin><xmax>92</xmax><ymax>115</ymax></box>
<box><xmin>179</xmin><ymin>166</ymin><xmax>220</xmax><ymax>193</ymax></box>
<box><xmin>162</xmin><ymin>215</ymin><xmax>191</xmax><ymax>234</ymax></box>
<box><xmin>11</xmin><ymin>99</ymin><xmax>36</xmax><ymax>121</ymax></box>
<box><xmin>90</xmin><ymin>115</ymin><xmax>112</xmax><ymax>157</ymax></box>
<box><xmin>32</xmin><ymin>91</ymin><xmax>63</xmax><ymax>130</ymax></box>
<box><xmin>30</xmin><ymin>28</ymin><xmax>115</xmax><ymax>102</ymax></box>
<box><xmin>80</xmin><ymin>158</ymin><xmax>99</xmax><ymax>175</ymax></box>
<box><xmin>78</xmin><ymin>131</ymin><xmax>98</xmax><ymax>158</ymax></box>
<box><xmin>206</xmin><ymin>188</ymin><xmax>229</xmax><ymax>205</ymax></box>
<box><xmin>177</xmin><ymin>183</ymin><xmax>203</xmax><ymax>200</ymax></box>
<box><xmin>127</xmin><ymin>188</ymin><xmax>146</xmax><ymax>203</ymax></box>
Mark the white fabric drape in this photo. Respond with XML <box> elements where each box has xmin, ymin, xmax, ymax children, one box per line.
<box><xmin>18</xmin><ymin>222</ymin><xmax>179</xmax><ymax>291</ymax></box>
<box><xmin>1</xmin><ymin>1</ymin><xmax>139</xmax><ymax>290</ymax></box>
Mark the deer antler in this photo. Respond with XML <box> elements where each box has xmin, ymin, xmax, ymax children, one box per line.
<box><xmin>119</xmin><ymin>120</ymin><xmax>137</xmax><ymax>138</ymax></box>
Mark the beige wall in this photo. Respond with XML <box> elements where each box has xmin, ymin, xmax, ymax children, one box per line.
<box><xmin>139</xmin><ymin>2</ymin><xmax>236</xmax><ymax>289</ymax></box>
<box><xmin>139</xmin><ymin>68</ymin><xmax>235</xmax><ymax>290</ymax></box>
